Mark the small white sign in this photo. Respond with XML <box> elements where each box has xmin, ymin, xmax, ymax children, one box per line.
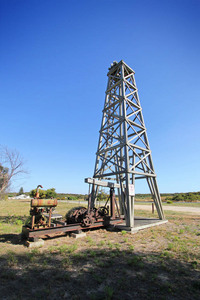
<box><xmin>129</xmin><ymin>184</ymin><xmax>135</xmax><ymax>196</ymax></box>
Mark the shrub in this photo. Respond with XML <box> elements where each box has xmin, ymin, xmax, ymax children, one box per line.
<box><xmin>171</xmin><ymin>192</ymin><xmax>200</xmax><ymax>202</ymax></box>
<box><xmin>67</xmin><ymin>196</ymin><xmax>77</xmax><ymax>200</ymax></box>
<box><xmin>46</xmin><ymin>188</ymin><xmax>56</xmax><ymax>199</ymax></box>
<box><xmin>166</xmin><ymin>200</ymin><xmax>173</xmax><ymax>204</ymax></box>
<box><xmin>29</xmin><ymin>188</ymin><xmax>56</xmax><ymax>199</ymax></box>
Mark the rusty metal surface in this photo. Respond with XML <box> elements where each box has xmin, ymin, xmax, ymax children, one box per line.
<box><xmin>66</xmin><ymin>206</ymin><xmax>110</xmax><ymax>227</ymax></box>
<box><xmin>29</xmin><ymin>185</ymin><xmax>58</xmax><ymax>229</ymax></box>
<box><xmin>36</xmin><ymin>184</ymin><xmax>43</xmax><ymax>198</ymax></box>
<box><xmin>30</xmin><ymin>207</ymin><xmax>47</xmax><ymax>228</ymax></box>
<box><xmin>31</xmin><ymin>199</ymin><xmax>58</xmax><ymax>207</ymax></box>
<box><xmin>22</xmin><ymin>218</ymin><xmax>123</xmax><ymax>238</ymax></box>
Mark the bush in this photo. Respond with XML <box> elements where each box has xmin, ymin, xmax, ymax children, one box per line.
<box><xmin>46</xmin><ymin>188</ymin><xmax>56</xmax><ymax>199</ymax></box>
<box><xmin>29</xmin><ymin>188</ymin><xmax>56</xmax><ymax>199</ymax></box>
<box><xmin>68</xmin><ymin>196</ymin><xmax>77</xmax><ymax>200</ymax></box>
<box><xmin>166</xmin><ymin>200</ymin><xmax>173</xmax><ymax>204</ymax></box>
<box><xmin>171</xmin><ymin>192</ymin><xmax>200</xmax><ymax>202</ymax></box>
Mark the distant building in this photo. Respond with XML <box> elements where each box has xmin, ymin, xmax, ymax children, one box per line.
<box><xmin>8</xmin><ymin>194</ymin><xmax>31</xmax><ymax>200</ymax></box>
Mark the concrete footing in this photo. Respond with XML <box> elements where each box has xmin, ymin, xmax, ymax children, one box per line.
<box><xmin>70</xmin><ymin>232</ymin><xmax>86</xmax><ymax>239</ymax></box>
<box><xmin>116</xmin><ymin>217</ymin><xmax>168</xmax><ymax>233</ymax></box>
<box><xmin>25</xmin><ymin>238</ymin><xmax>45</xmax><ymax>248</ymax></box>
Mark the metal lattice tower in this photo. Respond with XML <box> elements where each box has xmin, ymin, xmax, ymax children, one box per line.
<box><xmin>88</xmin><ymin>60</ymin><xmax>164</xmax><ymax>229</ymax></box>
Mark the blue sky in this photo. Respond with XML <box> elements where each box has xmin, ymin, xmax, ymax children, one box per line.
<box><xmin>0</xmin><ymin>0</ymin><xmax>200</xmax><ymax>194</ymax></box>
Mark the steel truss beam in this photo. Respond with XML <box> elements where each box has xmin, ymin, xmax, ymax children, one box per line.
<box><xmin>90</xmin><ymin>60</ymin><xmax>165</xmax><ymax>228</ymax></box>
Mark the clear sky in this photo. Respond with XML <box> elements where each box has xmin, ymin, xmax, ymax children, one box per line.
<box><xmin>0</xmin><ymin>0</ymin><xmax>200</xmax><ymax>194</ymax></box>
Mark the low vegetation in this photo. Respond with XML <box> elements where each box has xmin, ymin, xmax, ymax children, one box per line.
<box><xmin>4</xmin><ymin>190</ymin><xmax>200</xmax><ymax>204</ymax></box>
<box><xmin>0</xmin><ymin>199</ymin><xmax>199</xmax><ymax>299</ymax></box>
<box><xmin>136</xmin><ymin>192</ymin><xmax>200</xmax><ymax>203</ymax></box>
<box><xmin>167</xmin><ymin>192</ymin><xmax>200</xmax><ymax>202</ymax></box>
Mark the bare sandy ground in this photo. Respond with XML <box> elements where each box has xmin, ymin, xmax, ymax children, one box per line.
<box><xmin>135</xmin><ymin>204</ymin><xmax>200</xmax><ymax>215</ymax></box>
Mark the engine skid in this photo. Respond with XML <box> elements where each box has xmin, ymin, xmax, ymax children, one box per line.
<box><xmin>22</xmin><ymin>185</ymin><xmax>123</xmax><ymax>241</ymax></box>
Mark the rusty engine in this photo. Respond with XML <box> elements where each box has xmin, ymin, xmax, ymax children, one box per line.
<box><xmin>29</xmin><ymin>185</ymin><xmax>57</xmax><ymax>229</ymax></box>
<box><xmin>23</xmin><ymin>185</ymin><xmax>122</xmax><ymax>240</ymax></box>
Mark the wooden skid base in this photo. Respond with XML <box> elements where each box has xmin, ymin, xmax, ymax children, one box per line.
<box><xmin>22</xmin><ymin>218</ymin><xmax>123</xmax><ymax>240</ymax></box>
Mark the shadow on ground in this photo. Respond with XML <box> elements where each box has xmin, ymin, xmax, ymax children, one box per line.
<box><xmin>0</xmin><ymin>233</ymin><xmax>22</xmax><ymax>245</ymax></box>
<box><xmin>0</xmin><ymin>247</ymin><xmax>199</xmax><ymax>300</ymax></box>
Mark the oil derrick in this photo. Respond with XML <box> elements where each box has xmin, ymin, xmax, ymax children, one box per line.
<box><xmin>87</xmin><ymin>60</ymin><xmax>164</xmax><ymax>229</ymax></box>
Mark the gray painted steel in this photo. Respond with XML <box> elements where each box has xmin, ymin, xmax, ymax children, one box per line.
<box><xmin>89</xmin><ymin>60</ymin><xmax>165</xmax><ymax>228</ymax></box>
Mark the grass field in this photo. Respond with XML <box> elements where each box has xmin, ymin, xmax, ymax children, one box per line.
<box><xmin>0</xmin><ymin>200</ymin><xmax>199</xmax><ymax>299</ymax></box>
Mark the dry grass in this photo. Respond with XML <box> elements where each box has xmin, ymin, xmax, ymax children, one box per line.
<box><xmin>0</xmin><ymin>200</ymin><xmax>200</xmax><ymax>299</ymax></box>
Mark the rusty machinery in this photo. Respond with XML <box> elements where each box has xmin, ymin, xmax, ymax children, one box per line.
<box><xmin>25</xmin><ymin>185</ymin><xmax>58</xmax><ymax>230</ymax></box>
<box><xmin>22</xmin><ymin>185</ymin><xmax>123</xmax><ymax>241</ymax></box>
